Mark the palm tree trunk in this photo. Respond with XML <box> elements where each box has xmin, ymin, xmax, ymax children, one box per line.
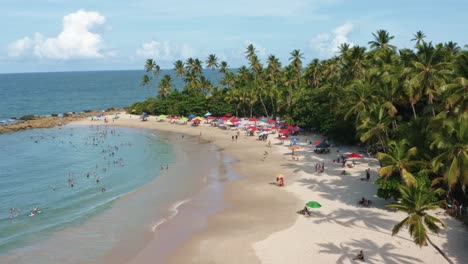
<box><xmin>426</xmin><ymin>236</ymin><xmax>454</xmax><ymax>264</ymax></box>
<box><xmin>270</xmin><ymin>95</ymin><xmax>276</xmax><ymax>119</ymax></box>
<box><xmin>411</xmin><ymin>103</ymin><xmax>417</xmax><ymax>119</ymax></box>
<box><xmin>259</xmin><ymin>93</ymin><xmax>269</xmax><ymax>117</ymax></box>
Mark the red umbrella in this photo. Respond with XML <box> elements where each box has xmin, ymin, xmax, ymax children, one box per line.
<box><xmin>347</xmin><ymin>152</ymin><xmax>363</xmax><ymax>158</ymax></box>
<box><xmin>230</xmin><ymin>118</ymin><xmax>241</xmax><ymax>123</ymax></box>
<box><xmin>263</xmin><ymin>128</ymin><xmax>271</xmax><ymax>132</ymax></box>
<box><xmin>224</xmin><ymin>113</ymin><xmax>233</xmax><ymax>117</ymax></box>
<box><xmin>272</xmin><ymin>126</ymin><xmax>278</xmax><ymax>129</ymax></box>
<box><xmin>193</xmin><ymin>119</ymin><xmax>201</xmax><ymax>123</ymax></box>
<box><xmin>249</xmin><ymin>126</ymin><xmax>258</xmax><ymax>131</ymax></box>
<box><xmin>313</xmin><ymin>141</ymin><xmax>321</xmax><ymax>145</ymax></box>
<box><xmin>279</xmin><ymin>129</ymin><xmax>290</xmax><ymax>135</ymax></box>
<box><xmin>220</xmin><ymin>116</ymin><xmax>228</xmax><ymax>121</ymax></box>
<box><xmin>267</xmin><ymin>119</ymin><xmax>276</xmax><ymax>124</ymax></box>
<box><xmin>287</xmin><ymin>125</ymin><xmax>294</xmax><ymax>130</ymax></box>
<box><xmin>207</xmin><ymin>116</ymin><xmax>215</xmax><ymax>120</ymax></box>
<box><xmin>249</xmin><ymin>117</ymin><xmax>259</xmax><ymax>122</ymax></box>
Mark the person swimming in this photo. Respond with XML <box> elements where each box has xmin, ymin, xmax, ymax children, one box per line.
<box><xmin>29</xmin><ymin>207</ymin><xmax>42</xmax><ymax>217</ymax></box>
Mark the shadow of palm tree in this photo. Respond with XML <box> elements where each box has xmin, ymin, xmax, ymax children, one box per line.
<box><xmin>318</xmin><ymin>238</ymin><xmax>423</xmax><ymax>264</ymax></box>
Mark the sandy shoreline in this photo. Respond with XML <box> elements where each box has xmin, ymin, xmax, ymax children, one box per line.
<box><xmin>73</xmin><ymin>114</ymin><xmax>468</xmax><ymax>264</ymax></box>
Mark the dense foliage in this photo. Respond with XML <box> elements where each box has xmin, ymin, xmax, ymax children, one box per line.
<box><xmin>130</xmin><ymin>30</ymin><xmax>467</xmax><ymax>205</ymax></box>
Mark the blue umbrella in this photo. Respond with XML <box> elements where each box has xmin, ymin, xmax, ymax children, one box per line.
<box><xmin>188</xmin><ymin>114</ymin><xmax>195</xmax><ymax>119</ymax></box>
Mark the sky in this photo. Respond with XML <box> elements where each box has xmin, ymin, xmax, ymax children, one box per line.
<box><xmin>0</xmin><ymin>0</ymin><xmax>467</xmax><ymax>73</ymax></box>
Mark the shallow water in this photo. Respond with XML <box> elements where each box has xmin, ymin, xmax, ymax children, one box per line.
<box><xmin>0</xmin><ymin>125</ymin><xmax>174</xmax><ymax>255</ymax></box>
<box><xmin>0</xmin><ymin>125</ymin><xmax>236</xmax><ymax>264</ymax></box>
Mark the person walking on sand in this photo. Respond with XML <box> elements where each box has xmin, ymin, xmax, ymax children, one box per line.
<box><xmin>268</xmin><ymin>140</ymin><xmax>271</xmax><ymax>148</ymax></box>
<box><xmin>366</xmin><ymin>168</ymin><xmax>370</xmax><ymax>181</ymax></box>
<box><xmin>353</xmin><ymin>250</ymin><xmax>365</xmax><ymax>261</ymax></box>
<box><xmin>232</xmin><ymin>135</ymin><xmax>235</xmax><ymax>141</ymax></box>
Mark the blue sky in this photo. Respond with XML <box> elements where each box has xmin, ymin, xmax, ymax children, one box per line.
<box><xmin>1</xmin><ymin>0</ymin><xmax>467</xmax><ymax>73</ymax></box>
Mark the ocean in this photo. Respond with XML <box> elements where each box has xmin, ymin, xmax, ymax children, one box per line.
<box><xmin>0</xmin><ymin>70</ymin><xmax>231</xmax><ymax>263</ymax></box>
<box><xmin>0</xmin><ymin>69</ymin><xmax>221</xmax><ymax>122</ymax></box>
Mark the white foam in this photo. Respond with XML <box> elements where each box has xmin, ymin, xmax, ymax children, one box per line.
<box><xmin>151</xmin><ymin>198</ymin><xmax>191</xmax><ymax>232</ymax></box>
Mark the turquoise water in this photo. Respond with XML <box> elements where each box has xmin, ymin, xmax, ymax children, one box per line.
<box><xmin>0</xmin><ymin>124</ymin><xmax>174</xmax><ymax>255</ymax></box>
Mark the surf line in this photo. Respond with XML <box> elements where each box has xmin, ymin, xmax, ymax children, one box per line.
<box><xmin>151</xmin><ymin>199</ymin><xmax>191</xmax><ymax>232</ymax></box>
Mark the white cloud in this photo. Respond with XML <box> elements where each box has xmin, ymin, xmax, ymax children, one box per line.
<box><xmin>7</xmin><ymin>9</ymin><xmax>106</xmax><ymax>60</ymax></box>
<box><xmin>136</xmin><ymin>40</ymin><xmax>195</xmax><ymax>61</ymax></box>
<box><xmin>310</xmin><ymin>22</ymin><xmax>354</xmax><ymax>57</ymax></box>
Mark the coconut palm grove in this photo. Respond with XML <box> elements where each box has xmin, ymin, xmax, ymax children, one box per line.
<box><xmin>130</xmin><ymin>30</ymin><xmax>467</xmax><ymax>243</ymax></box>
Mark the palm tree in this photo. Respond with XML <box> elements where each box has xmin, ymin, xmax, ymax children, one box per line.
<box><xmin>411</xmin><ymin>30</ymin><xmax>426</xmax><ymax>46</ymax></box>
<box><xmin>219</xmin><ymin>61</ymin><xmax>228</xmax><ymax>75</ymax></box>
<box><xmin>245</xmin><ymin>44</ymin><xmax>257</xmax><ymax>62</ymax></box>
<box><xmin>158</xmin><ymin>75</ymin><xmax>173</xmax><ymax>99</ymax></box>
<box><xmin>289</xmin><ymin>49</ymin><xmax>304</xmax><ymax>88</ymax></box>
<box><xmin>368</xmin><ymin>30</ymin><xmax>397</xmax><ymax>51</ymax></box>
<box><xmin>304</xmin><ymin>59</ymin><xmax>322</xmax><ymax>88</ymax></box>
<box><xmin>174</xmin><ymin>60</ymin><xmax>185</xmax><ymax>78</ymax></box>
<box><xmin>410</xmin><ymin>42</ymin><xmax>451</xmax><ymax>116</ymax></box>
<box><xmin>140</xmin><ymin>74</ymin><xmax>152</xmax><ymax>96</ymax></box>
<box><xmin>220</xmin><ymin>71</ymin><xmax>236</xmax><ymax>88</ymax></box>
<box><xmin>206</xmin><ymin>54</ymin><xmax>219</xmax><ymax>70</ymax></box>
<box><xmin>357</xmin><ymin>104</ymin><xmax>394</xmax><ymax>152</ymax></box>
<box><xmin>344</xmin><ymin>80</ymin><xmax>374</xmax><ymax>122</ymax></box>
<box><xmin>144</xmin><ymin>59</ymin><xmax>156</xmax><ymax>72</ymax></box>
<box><xmin>387</xmin><ymin>183</ymin><xmax>454</xmax><ymax>264</ymax></box>
<box><xmin>377</xmin><ymin>140</ymin><xmax>420</xmax><ymax>186</ymax></box>
<box><xmin>430</xmin><ymin>114</ymin><xmax>468</xmax><ymax>190</ymax></box>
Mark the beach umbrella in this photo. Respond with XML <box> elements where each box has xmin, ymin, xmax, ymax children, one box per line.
<box><xmin>188</xmin><ymin>114</ymin><xmax>195</xmax><ymax>119</ymax></box>
<box><xmin>207</xmin><ymin>116</ymin><xmax>215</xmax><ymax>120</ymax></box>
<box><xmin>192</xmin><ymin>119</ymin><xmax>201</xmax><ymax>123</ymax></box>
<box><xmin>287</xmin><ymin>125</ymin><xmax>294</xmax><ymax>130</ymax></box>
<box><xmin>267</xmin><ymin>119</ymin><xmax>276</xmax><ymax>124</ymax></box>
<box><xmin>249</xmin><ymin>117</ymin><xmax>259</xmax><ymax>122</ymax></box>
<box><xmin>306</xmin><ymin>201</ymin><xmax>322</xmax><ymax>208</ymax></box>
<box><xmin>224</xmin><ymin>113</ymin><xmax>233</xmax><ymax>117</ymax></box>
<box><xmin>225</xmin><ymin>121</ymin><xmax>233</xmax><ymax>126</ymax></box>
<box><xmin>249</xmin><ymin>126</ymin><xmax>258</xmax><ymax>131</ymax></box>
<box><xmin>180</xmin><ymin>117</ymin><xmax>188</xmax><ymax>121</ymax></box>
<box><xmin>347</xmin><ymin>152</ymin><xmax>363</xmax><ymax>158</ymax></box>
<box><xmin>220</xmin><ymin>116</ymin><xmax>228</xmax><ymax>121</ymax></box>
<box><xmin>158</xmin><ymin>114</ymin><xmax>167</xmax><ymax>119</ymax></box>
<box><xmin>230</xmin><ymin>118</ymin><xmax>241</xmax><ymax>123</ymax></box>
<box><xmin>313</xmin><ymin>141</ymin><xmax>321</xmax><ymax>145</ymax></box>
<box><xmin>204</xmin><ymin>112</ymin><xmax>212</xmax><ymax>117</ymax></box>
<box><xmin>259</xmin><ymin>119</ymin><xmax>268</xmax><ymax>123</ymax></box>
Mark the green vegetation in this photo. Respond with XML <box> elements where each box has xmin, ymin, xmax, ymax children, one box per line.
<box><xmin>387</xmin><ymin>183</ymin><xmax>453</xmax><ymax>263</ymax></box>
<box><xmin>130</xmin><ymin>30</ymin><xmax>467</xmax><ymax>211</ymax></box>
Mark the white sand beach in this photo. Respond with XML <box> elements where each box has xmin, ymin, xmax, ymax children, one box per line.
<box><xmin>74</xmin><ymin>114</ymin><xmax>468</xmax><ymax>264</ymax></box>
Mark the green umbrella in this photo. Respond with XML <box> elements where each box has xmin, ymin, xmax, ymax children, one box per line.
<box><xmin>306</xmin><ymin>201</ymin><xmax>322</xmax><ymax>208</ymax></box>
<box><xmin>180</xmin><ymin>117</ymin><xmax>188</xmax><ymax>121</ymax></box>
<box><xmin>158</xmin><ymin>114</ymin><xmax>167</xmax><ymax>119</ymax></box>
